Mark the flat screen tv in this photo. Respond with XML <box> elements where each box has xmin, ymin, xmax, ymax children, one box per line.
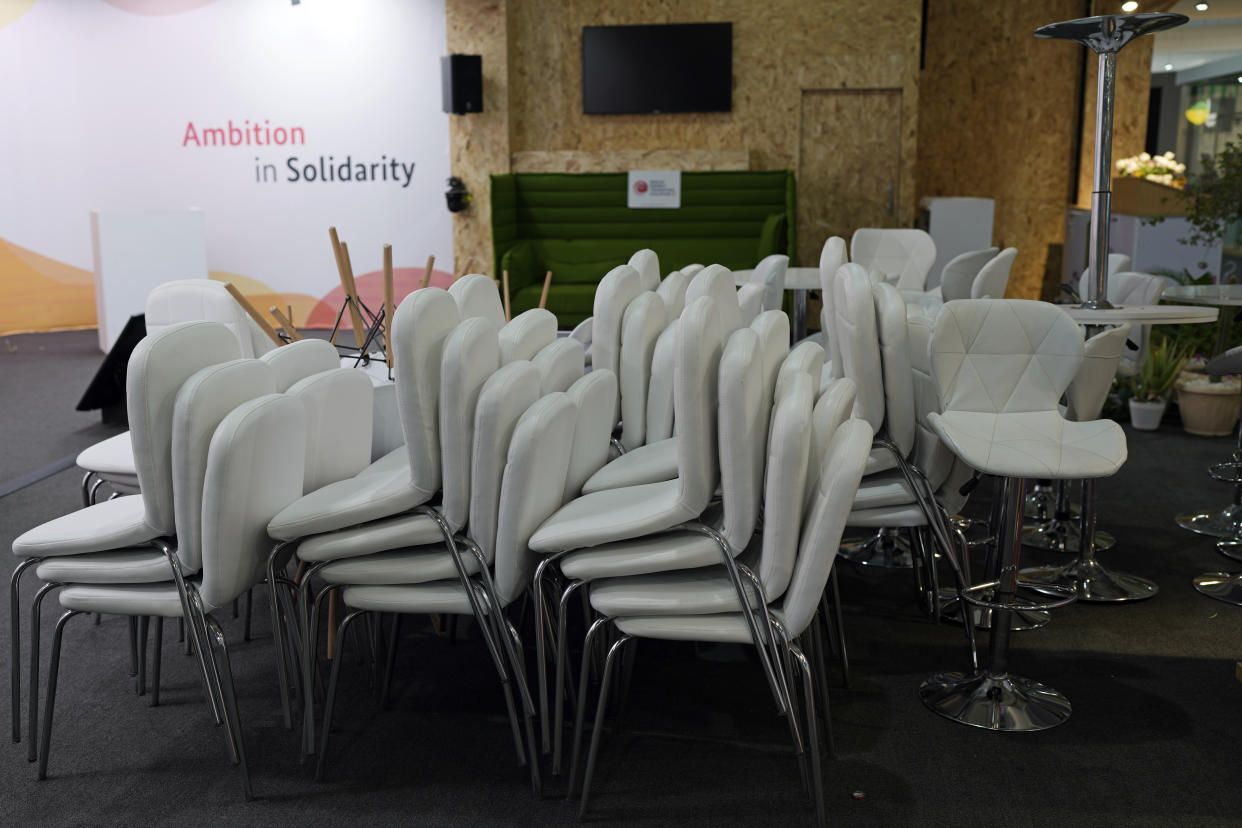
<box><xmin>582</xmin><ymin>23</ymin><xmax>732</xmax><ymax>115</ymax></box>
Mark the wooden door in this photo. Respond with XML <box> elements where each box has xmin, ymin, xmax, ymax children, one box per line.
<box><xmin>797</xmin><ymin>89</ymin><xmax>903</xmax><ymax>269</ymax></box>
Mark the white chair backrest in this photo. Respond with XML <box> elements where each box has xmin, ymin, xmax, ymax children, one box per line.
<box><xmin>439</xmin><ymin>318</ymin><xmax>502</xmax><ymax>532</ymax></box>
<box><xmin>804</xmin><ymin>377</ymin><xmax>857</xmax><ymax>515</ymax></box>
<box><xmin>751</xmin><ymin>254</ymin><xmax>789</xmax><ymax>312</ymax></box>
<box><xmin>468</xmin><ymin>361</ymin><xmax>541</xmax><ymax>562</ymax></box>
<box><xmin>449</xmin><ymin>273</ymin><xmax>508</xmax><ymax>329</ymax></box>
<box><xmin>679</xmin><ymin>263</ymin><xmax>705</xmax><ymax>278</ymax></box>
<box><xmin>645</xmin><ymin>322</ymin><xmax>678</xmax><ymax>443</ymax></box>
<box><xmin>569</xmin><ymin>317</ymin><xmax>593</xmax><ymax>349</ymax></box>
<box><xmin>618</xmin><ymin>292</ymin><xmax>666</xmax><ymax>450</ymax></box>
<box><xmin>931</xmin><ymin>299</ymin><xmax>1083</xmax><ymax>415</ymax></box>
<box><xmin>564</xmin><ymin>370</ymin><xmax>618</xmax><ymax>500</ymax></box>
<box><xmin>850</xmin><ymin>228</ymin><xmax>936</xmax><ymax>292</ymax></box>
<box><xmin>493</xmin><ymin>392</ymin><xmax>577</xmax><ymax>606</ymax></box>
<box><xmin>674</xmin><ymin>296</ymin><xmax>726</xmax><ymax>512</ymax></box>
<box><xmin>751</xmin><ymin>310</ymin><xmax>790</xmax><ymax>438</ymax></box>
<box><xmin>393</xmin><ymin>288</ymin><xmax>461</xmax><ymax>499</ymax></box>
<box><xmin>906</xmin><ymin>310</ymin><xmax>957</xmax><ymax>489</ymax></box>
<box><xmin>259</xmin><ymin>338</ymin><xmax>339</xmax><ymax>392</ymax></box>
<box><xmin>198</xmin><ymin>393</ymin><xmax>305</xmax><ymax>611</ymax></box>
<box><xmin>754</xmin><ymin>371</ymin><xmax>815</xmax><ymax>600</ymax></box>
<box><xmin>145</xmin><ymin>280</ymin><xmax>263</xmax><ymax>358</ymax></box>
<box><xmin>1066</xmin><ymin>324</ymin><xmax>1131</xmax><ymax>422</ymax></box>
<box><xmin>128</xmin><ymin>321</ymin><xmax>243</xmax><ymax>536</ymax></box>
<box><xmin>971</xmin><ymin>247</ymin><xmax>1016</xmax><ymax>300</ymax></box>
<box><xmin>832</xmin><ymin>264</ymin><xmax>884</xmax><ymax>432</ymax></box>
<box><xmin>656</xmin><ymin>269</ymin><xmax>692</xmax><ymax>324</ymax></box>
<box><xmin>1110</xmin><ymin>272</ymin><xmax>1166</xmax><ymax>376</ymax></box>
<box><xmin>628</xmin><ymin>249</ymin><xmax>661</xmax><ymax>292</ymax></box>
<box><xmin>685</xmin><ymin>265</ymin><xmax>743</xmax><ymax>334</ymax></box>
<box><xmin>778</xmin><ymin>418</ymin><xmax>871</xmax><ymax>637</ymax></box>
<box><xmin>1078</xmin><ymin>253</ymin><xmax>1132</xmax><ymax>297</ymax></box>
<box><xmin>286</xmin><ymin>367</ymin><xmax>374</xmax><ymax>495</ymax></box>
<box><xmin>818</xmin><ymin>236</ymin><xmax>848</xmax><ymax>379</ymax></box>
<box><xmin>737</xmin><ymin>282</ymin><xmax>766</xmax><ymax>326</ymax></box>
<box><xmin>532</xmin><ymin>337</ymin><xmax>585</xmax><ymax>394</ymax></box>
<box><xmin>592</xmin><ymin>264</ymin><xmax>644</xmax><ymax>418</ymax></box>
<box><xmin>937</xmin><ymin>247</ymin><xmax>998</xmax><ymax>302</ymax></box>
<box><xmin>172</xmin><ymin>359</ymin><xmax>275</xmax><ymax>573</ymax></box>
<box><xmin>775</xmin><ymin>340</ymin><xmax>825</xmax><ymax>401</ymax></box>
<box><xmin>500</xmin><ymin>309</ymin><xmax>557</xmax><ymax>364</ymax></box>
<box><xmin>718</xmin><ymin>328</ymin><xmax>766</xmax><ymax>551</ymax></box>
<box><xmin>873</xmin><ymin>281</ymin><xmax>916</xmax><ymax>458</ymax></box>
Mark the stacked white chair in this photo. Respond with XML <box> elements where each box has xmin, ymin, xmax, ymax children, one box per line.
<box><xmin>850</xmin><ymin>228</ymin><xmax>937</xmax><ymax>291</ymax></box>
<box><xmin>1076</xmin><ymin>270</ymin><xmax>1165</xmax><ymax>377</ymax></box>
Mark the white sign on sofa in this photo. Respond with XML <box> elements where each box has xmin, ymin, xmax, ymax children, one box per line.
<box><xmin>91</xmin><ymin>210</ymin><xmax>208</xmax><ymax>351</ymax></box>
<box><xmin>627</xmin><ymin>170</ymin><xmax>681</xmax><ymax>209</ymax></box>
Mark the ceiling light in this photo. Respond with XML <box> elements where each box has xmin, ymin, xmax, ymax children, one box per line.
<box><xmin>1121</xmin><ymin>0</ymin><xmax>1138</xmax><ymax>9</ymax></box>
<box><xmin>1237</xmin><ymin>76</ymin><xmax>1242</xmax><ymax>83</ymax></box>
<box><xmin>1195</xmin><ymin>2</ymin><xmax>1209</xmax><ymax>10</ymax></box>
<box><xmin>1164</xmin><ymin>63</ymin><xmax>1174</xmax><ymax>71</ymax></box>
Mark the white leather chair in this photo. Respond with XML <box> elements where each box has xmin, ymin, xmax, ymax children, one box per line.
<box><xmin>655</xmin><ymin>268</ymin><xmax>692</xmax><ymax>324</ymax></box>
<box><xmin>628</xmin><ymin>248</ymin><xmax>661</xmax><ymax>292</ymax></box>
<box><xmin>449</xmin><ymin>273</ymin><xmax>508</xmax><ymax>328</ymax></box>
<box><xmin>815</xmin><ymin>236</ymin><xmax>848</xmax><ymax>377</ymax></box>
<box><xmin>40</xmin><ymin>392</ymin><xmax>306</xmax><ymax>798</ymax></box>
<box><xmin>737</xmin><ymin>282</ymin><xmax>766</xmax><ymax>325</ymax></box>
<box><xmin>532</xmin><ymin>337</ymin><xmax>586</xmax><ymax>393</ymax></box>
<box><xmin>971</xmin><ymin>247</ymin><xmax>1017</xmax><ymax>299</ymax></box>
<box><xmin>920</xmin><ymin>299</ymin><xmax>1126</xmax><ymax>731</ymax></box>
<box><xmin>749</xmin><ymin>253</ymin><xmax>789</xmax><ymax>312</ymax></box>
<box><xmin>1076</xmin><ymin>271</ymin><xmax>1165</xmax><ymax>377</ymax></box>
<box><xmin>76</xmin><ymin>280</ymin><xmax>280</xmax><ymax>504</ymax></box>
<box><xmin>569</xmin><ymin>417</ymin><xmax>872</xmax><ymax>825</ymax></box>
<box><xmin>590</xmin><ymin>265</ymin><xmax>645</xmax><ymax>423</ymax></box>
<box><xmin>935</xmin><ymin>248</ymin><xmax>999</xmax><ymax>302</ymax></box>
<box><xmin>11</xmin><ymin>322</ymin><xmax>243</xmax><ymax>747</ymax></box>
<box><xmin>1077</xmin><ymin>252</ymin><xmax>1131</xmax><ymax>298</ymax></box>
<box><xmin>850</xmin><ymin>228</ymin><xmax>937</xmax><ymax>292</ymax></box>
<box><xmin>259</xmin><ymin>338</ymin><xmax>339</xmax><ymax>391</ymax></box>
<box><xmin>617</xmin><ymin>292</ymin><xmax>666</xmax><ymax>451</ymax></box>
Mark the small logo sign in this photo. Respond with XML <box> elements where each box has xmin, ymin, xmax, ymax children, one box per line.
<box><xmin>633</xmin><ymin>180</ymin><xmax>648</xmax><ymax>194</ymax></box>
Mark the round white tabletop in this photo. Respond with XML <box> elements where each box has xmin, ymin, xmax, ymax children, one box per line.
<box><xmin>1162</xmin><ymin>285</ymin><xmax>1242</xmax><ymax>306</ymax></box>
<box><xmin>1059</xmin><ymin>304</ymin><xmax>1218</xmax><ymax>326</ymax></box>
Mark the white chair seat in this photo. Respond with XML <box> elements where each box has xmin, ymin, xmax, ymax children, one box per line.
<box><xmin>852</xmin><ymin>470</ymin><xmax>916</xmax><ymax>510</ymax></box>
<box><xmin>318</xmin><ymin>546</ymin><xmax>481</xmax><ymax>585</ymax></box>
<box><xmin>929</xmin><ymin>410</ymin><xmax>1126</xmax><ymax>479</ymax></box>
<box><xmin>847</xmin><ymin>503</ymin><xmax>925</xmax><ymax>528</ymax></box>
<box><xmin>580</xmin><ymin>438</ymin><xmax>678</xmax><ymax>494</ymax></box>
<box><xmin>614</xmin><ymin>612</ymin><xmax>752</xmax><ymax>644</ymax></box>
<box><xmin>589</xmin><ymin>553</ymin><xmax>764</xmax><ymax>617</ymax></box>
<box><xmin>75</xmin><ymin>431</ymin><xmax>137</xmax><ymax>477</ymax></box>
<box><xmin>268</xmin><ymin>448</ymin><xmax>429</xmax><ymax>541</ymax></box>
<box><xmin>12</xmin><ymin>495</ymin><xmax>156</xmax><ymax>558</ymax></box>
<box><xmin>865</xmin><ymin>447</ymin><xmax>898</xmax><ymax>475</ymax></box>
<box><xmin>35</xmin><ymin>549</ymin><xmax>173</xmax><ymax>584</ymax></box>
<box><xmin>559</xmin><ymin>529</ymin><xmax>724</xmax><ymax>582</ymax></box>
<box><xmin>296</xmin><ymin>512</ymin><xmax>445</xmax><ymax>562</ymax></box>
<box><xmin>342</xmin><ymin>582</ymin><xmax>474</xmax><ymax>615</ymax></box>
<box><xmin>529</xmin><ymin>478</ymin><xmax>696</xmax><ymax>554</ymax></box>
<box><xmin>57</xmin><ymin>583</ymin><xmax>185</xmax><ymax>618</ymax></box>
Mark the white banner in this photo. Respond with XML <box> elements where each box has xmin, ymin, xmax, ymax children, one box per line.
<box><xmin>0</xmin><ymin>0</ymin><xmax>452</xmax><ymax>333</ymax></box>
<box><xmin>627</xmin><ymin>170</ymin><xmax>681</xmax><ymax>209</ymax></box>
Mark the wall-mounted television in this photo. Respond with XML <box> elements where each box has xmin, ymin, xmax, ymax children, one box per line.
<box><xmin>582</xmin><ymin>22</ymin><xmax>732</xmax><ymax>115</ymax></box>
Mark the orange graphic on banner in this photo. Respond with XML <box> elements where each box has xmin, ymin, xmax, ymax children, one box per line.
<box><xmin>0</xmin><ymin>237</ymin><xmax>96</xmax><ymax>335</ymax></box>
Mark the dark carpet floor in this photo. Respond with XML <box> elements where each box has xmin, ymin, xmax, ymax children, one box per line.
<box><xmin>2</xmin><ymin>329</ymin><xmax>1241</xmax><ymax>827</ymax></box>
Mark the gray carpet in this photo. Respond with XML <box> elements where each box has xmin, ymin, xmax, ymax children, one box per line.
<box><xmin>2</xmin><ymin>330</ymin><xmax>1241</xmax><ymax>827</ymax></box>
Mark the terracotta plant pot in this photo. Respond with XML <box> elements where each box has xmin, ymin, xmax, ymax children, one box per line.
<box><xmin>1129</xmin><ymin>398</ymin><xmax>1167</xmax><ymax>431</ymax></box>
<box><xmin>1176</xmin><ymin>380</ymin><xmax>1242</xmax><ymax>437</ymax></box>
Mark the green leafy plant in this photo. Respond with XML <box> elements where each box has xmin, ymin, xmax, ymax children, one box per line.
<box><xmin>1128</xmin><ymin>337</ymin><xmax>1190</xmax><ymax>402</ymax></box>
<box><xmin>1181</xmin><ymin>140</ymin><xmax>1242</xmax><ymax>249</ymax></box>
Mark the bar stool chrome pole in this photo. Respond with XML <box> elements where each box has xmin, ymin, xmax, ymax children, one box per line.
<box><xmin>1177</xmin><ymin>366</ymin><xmax>1242</xmax><ymax>540</ymax></box>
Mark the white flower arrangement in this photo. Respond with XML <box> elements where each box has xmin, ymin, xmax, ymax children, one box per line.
<box><xmin>1116</xmin><ymin>151</ymin><xmax>1187</xmax><ymax>189</ymax></box>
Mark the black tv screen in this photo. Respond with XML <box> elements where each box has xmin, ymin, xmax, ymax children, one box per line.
<box><xmin>582</xmin><ymin>23</ymin><xmax>732</xmax><ymax>115</ymax></box>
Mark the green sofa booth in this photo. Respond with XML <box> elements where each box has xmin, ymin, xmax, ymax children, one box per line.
<box><xmin>490</xmin><ymin>170</ymin><xmax>797</xmax><ymax>327</ymax></box>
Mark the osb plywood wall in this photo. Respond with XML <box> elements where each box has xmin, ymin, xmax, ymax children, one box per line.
<box><xmin>511</xmin><ymin>149</ymin><xmax>750</xmax><ymax>173</ymax></box>
<box><xmin>446</xmin><ymin>0</ymin><xmax>509</xmax><ymax>277</ymax></box>
<box><xmin>919</xmin><ymin>0</ymin><xmax>1157</xmax><ymax>300</ymax></box>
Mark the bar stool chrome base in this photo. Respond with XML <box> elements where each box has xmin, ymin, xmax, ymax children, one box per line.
<box><xmin>1022</xmin><ymin>520</ymin><xmax>1114</xmax><ymax>553</ymax></box>
<box><xmin>1192</xmin><ymin>571</ymin><xmax>1242</xmax><ymax>606</ymax></box>
<box><xmin>839</xmin><ymin>528</ymin><xmax>913</xmax><ymax>568</ymax></box>
<box><xmin>920</xmin><ymin>670</ymin><xmax>1072</xmax><ymax>731</ymax></box>
<box><xmin>938</xmin><ymin>590</ymin><xmax>1050</xmax><ymax>630</ymax></box>
<box><xmin>1175</xmin><ymin>504</ymin><xmax>1242</xmax><ymax>539</ymax></box>
<box><xmin>1022</xmin><ymin>558</ymin><xmax>1158</xmax><ymax>602</ymax></box>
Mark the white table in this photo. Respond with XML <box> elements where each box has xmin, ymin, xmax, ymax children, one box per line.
<box><xmin>733</xmin><ymin>266</ymin><xmax>819</xmax><ymax>341</ymax></box>
<box><xmin>1058</xmin><ymin>304</ymin><xmax>1218</xmax><ymax>326</ymax></box>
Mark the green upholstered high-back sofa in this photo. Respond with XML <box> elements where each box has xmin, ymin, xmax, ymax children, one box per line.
<box><xmin>491</xmin><ymin>170</ymin><xmax>796</xmax><ymax>327</ymax></box>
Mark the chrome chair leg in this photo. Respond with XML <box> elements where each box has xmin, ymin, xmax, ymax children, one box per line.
<box><xmin>314</xmin><ymin>609</ymin><xmax>366</xmax><ymax>783</ymax></box>
<box><xmin>136</xmin><ymin>616</ymin><xmax>149</xmax><ymax>696</ymax></box>
<box><xmin>566</xmin><ymin>617</ymin><xmax>610</xmax><ymax>799</ymax></box>
<box><xmin>789</xmin><ymin>644</ymin><xmax>826</xmax><ymax>827</ymax></box>
<box><xmin>204</xmin><ymin>615</ymin><xmax>253</xmax><ymax>800</ymax></box>
<box><xmin>150</xmin><ymin>617</ymin><xmax>163</xmax><ymax>707</ymax></box>
<box><xmin>37</xmin><ymin>610</ymin><xmax>86</xmax><ymax>781</ymax></box>
<box><xmin>79</xmin><ymin>472</ymin><xmax>95</xmax><ymax>509</ymax></box>
<box><xmin>10</xmin><ymin>557</ymin><xmax>40</xmax><ymax>744</ymax></box>
<box><xmin>578</xmin><ymin>632</ymin><xmax>632</xmax><ymax>819</ymax></box>
<box><xmin>27</xmin><ymin>582</ymin><xmax>60</xmax><ymax>763</ymax></box>
<box><xmin>128</xmin><ymin>616</ymin><xmax>139</xmax><ymax>677</ymax></box>
<box><xmin>552</xmin><ymin>580</ymin><xmax>586</xmax><ymax>775</ymax></box>
<box><xmin>380</xmin><ymin>614</ymin><xmax>401</xmax><ymax>709</ymax></box>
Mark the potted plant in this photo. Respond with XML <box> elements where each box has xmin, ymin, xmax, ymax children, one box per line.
<box><xmin>1177</xmin><ymin>372</ymin><xmax>1241</xmax><ymax>436</ymax></box>
<box><xmin>1127</xmin><ymin>337</ymin><xmax>1189</xmax><ymax>430</ymax></box>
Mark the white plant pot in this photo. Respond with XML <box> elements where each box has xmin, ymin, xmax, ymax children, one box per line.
<box><xmin>1129</xmin><ymin>398</ymin><xmax>1167</xmax><ymax>431</ymax></box>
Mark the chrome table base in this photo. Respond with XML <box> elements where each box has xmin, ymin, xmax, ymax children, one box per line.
<box><xmin>920</xmin><ymin>670</ymin><xmax>1072</xmax><ymax>731</ymax></box>
<box><xmin>1022</xmin><ymin>557</ymin><xmax>1158</xmax><ymax>603</ymax></box>
<box><xmin>839</xmin><ymin>529</ymin><xmax>913</xmax><ymax>568</ymax></box>
<box><xmin>1193</xmin><ymin>572</ymin><xmax>1242</xmax><ymax>605</ymax></box>
<box><xmin>1175</xmin><ymin>505</ymin><xmax>1242</xmax><ymax>539</ymax></box>
<box><xmin>1022</xmin><ymin>520</ymin><xmax>1114</xmax><ymax>553</ymax></box>
<box><xmin>938</xmin><ymin>590</ymin><xmax>1049</xmax><ymax>631</ymax></box>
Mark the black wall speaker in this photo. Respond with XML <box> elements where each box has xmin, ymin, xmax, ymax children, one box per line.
<box><xmin>441</xmin><ymin>54</ymin><xmax>483</xmax><ymax>114</ymax></box>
